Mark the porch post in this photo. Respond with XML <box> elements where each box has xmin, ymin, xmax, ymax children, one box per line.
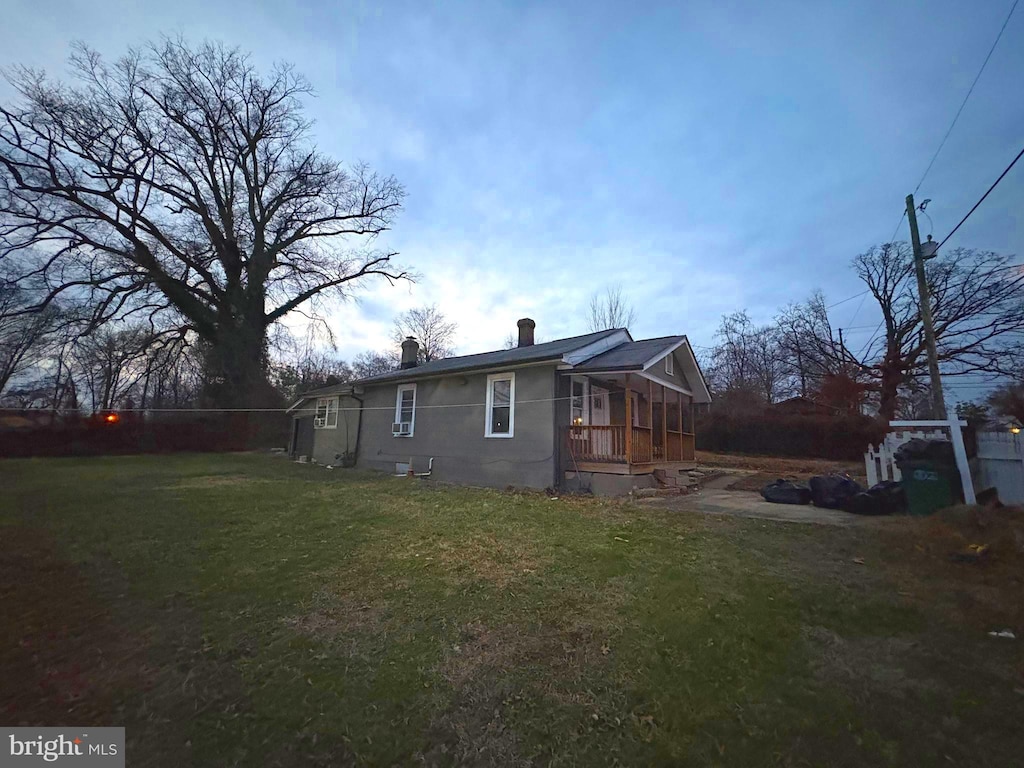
<box><xmin>624</xmin><ymin>373</ymin><xmax>633</xmax><ymax>463</ymax></box>
<box><xmin>648</xmin><ymin>377</ymin><xmax>654</xmax><ymax>429</ymax></box>
<box><xmin>677</xmin><ymin>389</ymin><xmax>683</xmax><ymax>460</ymax></box>
<box><xmin>661</xmin><ymin>383</ymin><xmax>668</xmax><ymax>461</ymax></box>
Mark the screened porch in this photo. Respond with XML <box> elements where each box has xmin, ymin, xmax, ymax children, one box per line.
<box><xmin>563</xmin><ymin>372</ymin><xmax>695</xmax><ymax>473</ymax></box>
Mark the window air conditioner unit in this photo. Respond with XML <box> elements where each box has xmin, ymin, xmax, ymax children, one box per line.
<box><xmin>392</xmin><ymin>421</ymin><xmax>412</xmax><ymax>436</ymax></box>
<box><xmin>314</xmin><ymin>417</ymin><xmax>326</xmax><ymax>428</ymax></box>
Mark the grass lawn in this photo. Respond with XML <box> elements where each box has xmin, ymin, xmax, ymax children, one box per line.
<box><xmin>2</xmin><ymin>453</ymin><xmax>1022</xmax><ymax>766</ymax></box>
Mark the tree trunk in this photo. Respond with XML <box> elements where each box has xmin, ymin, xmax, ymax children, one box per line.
<box><xmin>203</xmin><ymin>321</ymin><xmax>281</xmax><ymax>409</ymax></box>
<box><xmin>878</xmin><ymin>363</ymin><xmax>902</xmax><ymax>422</ymax></box>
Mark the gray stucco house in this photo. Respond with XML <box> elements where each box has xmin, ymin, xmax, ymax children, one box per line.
<box><xmin>288</xmin><ymin>319</ymin><xmax>711</xmax><ymax>493</ymax></box>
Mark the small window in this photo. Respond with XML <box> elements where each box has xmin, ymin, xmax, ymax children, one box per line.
<box><xmin>665</xmin><ymin>354</ymin><xmax>674</xmax><ymax>376</ymax></box>
<box><xmin>314</xmin><ymin>397</ymin><xmax>338</xmax><ymax>429</ymax></box>
<box><xmin>394</xmin><ymin>384</ymin><xmax>416</xmax><ymax>436</ymax></box>
<box><xmin>486</xmin><ymin>373</ymin><xmax>515</xmax><ymax>437</ymax></box>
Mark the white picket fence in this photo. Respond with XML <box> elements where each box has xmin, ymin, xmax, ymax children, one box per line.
<box><xmin>976</xmin><ymin>431</ymin><xmax>1024</xmax><ymax>504</ymax></box>
<box><xmin>865</xmin><ymin>415</ymin><xmax>1024</xmax><ymax>505</ymax></box>
<box><xmin>864</xmin><ymin>428</ymin><xmax>949</xmax><ymax>486</ymax></box>
<box><xmin>863</xmin><ymin>411</ymin><xmax>976</xmax><ymax>504</ymax></box>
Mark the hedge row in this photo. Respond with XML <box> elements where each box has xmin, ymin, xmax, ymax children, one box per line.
<box><xmin>0</xmin><ymin>413</ymin><xmax>290</xmax><ymax>458</ymax></box>
<box><xmin>695</xmin><ymin>412</ymin><xmax>887</xmax><ymax>461</ymax></box>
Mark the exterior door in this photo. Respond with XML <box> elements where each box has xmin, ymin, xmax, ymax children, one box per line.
<box><xmin>292</xmin><ymin>416</ymin><xmax>315</xmax><ymax>458</ymax></box>
<box><xmin>590</xmin><ymin>385</ymin><xmax>610</xmax><ymax>426</ymax></box>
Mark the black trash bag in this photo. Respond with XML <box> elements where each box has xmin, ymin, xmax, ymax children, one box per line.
<box><xmin>809</xmin><ymin>474</ymin><xmax>863</xmax><ymax>509</ymax></box>
<box><xmin>761</xmin><ymin>479</ymin><xmax>812</xmax><ymax>505</ymax></box>
<box><xmin>845</xmin><ymin>481</ymin><xmax>907</xmax><ymax>516</ymax></box>
<box><xmin>894</xmin><ymin>438</ymin><xmax>956</xmax><ymax>467</ymax></box>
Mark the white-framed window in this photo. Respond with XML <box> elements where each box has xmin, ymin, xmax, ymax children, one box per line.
<box><xmin>314</xmin><ymin>397</ymin><xmax>338</xmax><ymax>429</ymax></box>
<box><xmin>394</xmin><ymin>383</ymin><xmax>416</xmax><ymax>436</ymax></box>
<box><xmin>485</xmin><ymin>372</ymin><xmax>515</xmax><ymax>438</ymax></box>
<box><xmin>665</xmin><ymin>354</ymin><xmax>674</xmax><ymax>376</ymax></box>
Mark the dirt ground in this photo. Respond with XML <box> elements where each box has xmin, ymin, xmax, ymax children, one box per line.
<box><xmin>695</xmin><ymin>450</ymin><xmax>867</xmax><ymax>493</ymax></box>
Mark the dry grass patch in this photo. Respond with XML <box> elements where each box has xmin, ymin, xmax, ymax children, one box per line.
<box><xmin>696</xmin><ymin>450</ymin><xmax>866</xmax><ymax>482</ymax></box>
<box><xmin>880</xmin><ymin>504</ymin><xmax>1024</xmax><ymax>632</ymax></box>
<box><xmin>421</xmin><ymin>533</ymin><xmax>549</xmax><ymax>587</ymax></box>
<box><xmin>169</xmin><ymin>474</ymin><xmax>269</xmax><ymax>490</ymax></box>
<box><xmin>803</xmin><ymin>625</ymin><xmax>939</xmax><ymax>698</ymax></box>
<box><xmin>282</xmin><ymin>587</ymin><xmax>390</xmax><ymax>640</ymax></box>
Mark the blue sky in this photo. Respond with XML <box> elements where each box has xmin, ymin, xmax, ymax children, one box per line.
<box><xmin>2</xmin><ymin>0</ymin><xmax>1022</xmax><ymax>396</ymax></box>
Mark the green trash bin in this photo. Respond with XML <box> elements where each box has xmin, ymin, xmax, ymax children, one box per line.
<box><xmin>898</xmin><ymin>459</ymin><xmax>960</xmax><ymax>516</ymax></box>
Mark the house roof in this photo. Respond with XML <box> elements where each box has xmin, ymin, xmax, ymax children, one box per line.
<box><xmin>572</xmin><ymin>336</ymin><xmax>684</xmax><ymax>371</ymax></box>
<box><xmin>290</xmin><ymin>329</ymin><xmax>623</xmax><ymax>405</ymax></box>
<box><xmin>291</xmin><ymin>327</ymin><xmax>712</xmax><ymax>409</ymax></box>
<box><xmin>355</xmin><ymin>328</ymin><xmax>623</xmax><ymax>384</ymax></box>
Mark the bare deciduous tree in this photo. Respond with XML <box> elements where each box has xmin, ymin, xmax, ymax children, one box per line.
<box><xmin>0</xmin><ymin>38</ymin><xmax>406</xmax><ymax>407</ymax></box>
<box><xmin>782</xmin><ymin>243</ymin><xmax>1024</xmax><ymax>420</ymax></box>
<box><xmin>272</xmin><ymin>348</ymin><xmax>353</xmax><ymax>402</ymax></box>
<box><xmin>391</xmin><ymin>304</ymin><xmax>457</xmax><ymax>362</ymax></box>
<box><xmin>0</xmin><ymin>277</ymin><xmax>61</xmax><ymax>394</ymax></box>
<box><xmin>71</xmin><ymin>325</ymin><xmax>153</xmax><ymax>411</ymax></box>
<box><xmin>586</xmin><ymin>286</ymin><xmax>636</xmax><ymax>332</ymax></box>
<box><xmin>351</xmin><ymin>350</ymin><xmax>396</xmax><ymax>379</ymax></box>
<box><xmin>987</xmin><ymin>378</ymin><xmax>1024</xmax><ymax>425</ymax></box>
<box><xmin>705</xmin><ymin>311</ymin><xmax>788</xmax><ymax>405</ymax></box>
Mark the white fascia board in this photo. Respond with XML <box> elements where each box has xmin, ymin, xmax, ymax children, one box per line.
<box><xmin>635</xmin><ymin>370</ymin><xmax>692</xmax><ymax>396</ymax></box>
<box><xmin>678</xmin><ymin>337</ymin><xmax>712</xmax><ymax>404</ymax></box>
<box><xmin>287</xmin><ymin>387</ymin><xmax>355</xmax><ymax>413</ymax></box>
<box><xmin>640</xmin><ymin>338</ymin><xmax>687</xmax><ymax>370</ymax></box>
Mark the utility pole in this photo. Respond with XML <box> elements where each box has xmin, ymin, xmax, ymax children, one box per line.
<box><xmin>906</xmin><ymin>193</ymin><xmax>945</xmax><ymax>419</ymax></box>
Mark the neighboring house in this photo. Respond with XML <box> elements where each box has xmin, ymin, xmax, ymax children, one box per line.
<box><xmin>288</xmin><ymin>319</ymin><xmax>711</xmax><ymax>494</ymax></box>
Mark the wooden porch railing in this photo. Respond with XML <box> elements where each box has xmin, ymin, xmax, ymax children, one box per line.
<box><xmin>566</xmin><ymin>425</ymin><xmax>628</xmax><ymax>462</ymax></box>
<box><xmin>565</xmin><ymin>425</ymin><xmax>695</xmax><ymax>465</ymax></box>
<box><xmin>632</xmin><ymin>426</ymin><xmax>653</xmax><ymax>463</ymax></box>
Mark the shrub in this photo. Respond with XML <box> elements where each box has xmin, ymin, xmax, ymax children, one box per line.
<box><xmin>695</xmin><ymin>412</ymin><xmax>886</xmax><ymax>461</ymax></box>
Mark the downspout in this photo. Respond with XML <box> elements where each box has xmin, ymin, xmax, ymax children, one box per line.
<box><xmin>351</xmin><ymin>392</ymin><xmax>364</xmax><ymax>464</ymax></box>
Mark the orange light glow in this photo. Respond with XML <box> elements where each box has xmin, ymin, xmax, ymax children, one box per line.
<box><xmin>104</xmin><ymin>413</ymin><xmax>119</xmax><ymax>424</ymax></box>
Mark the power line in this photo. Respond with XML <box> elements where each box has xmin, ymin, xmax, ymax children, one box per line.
<box><xmin>846</xmin><ymin>290</ymin><xmax>869</xmax><ymax>328</ymax></box>
<box><xmin>826</xmin><ymin>290</ymin><xmax>870</xmax><ymax>310</ymax></box>
<box><xmin>832</xmin><ymin>209</ymin><xmax>911</xmax><ymax>323</ymax></box>
<box><xmin>856</xmin><ymin>319</ymin><xmax>886</xmax><ymax>359</ymax></box>
<box><xmin>914</xmin><ymin>0</ymin><xmax>1020</xmax><ymax>194</ymax></box>
<box><xmin>1</xmin><ymin>391</ymin><xmax>653</xmax><ymax>415</ymax></box>
<box><xmin>938</xmin><ymin>141</ymin><xmax>1024</xmax><ymax>248</ymax></box>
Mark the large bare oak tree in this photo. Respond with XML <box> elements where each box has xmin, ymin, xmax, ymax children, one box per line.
<box><xmin>777</xmin><ymin>243</ymin><xmax>1024</xmax><ymax>419</ymax></box>
<box><xmin>0</xmin><ymin>39</ymin><xmax>406</xmax><ymax>406</ymax></box>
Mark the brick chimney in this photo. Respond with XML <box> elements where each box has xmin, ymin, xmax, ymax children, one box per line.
<box><xmin>517</xmin><ymin>318</ymin><xmax>536</xmax><ymax>347</ymax></box>
<box><xmin>400</xmin><ymin>336</ymin><xmax>419</xmax><ymax>369</ymax></box>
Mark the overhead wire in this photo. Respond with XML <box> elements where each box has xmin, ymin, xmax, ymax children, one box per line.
<box><xmin>937</xmin><ymin>141</ymin><xmax>1024</xmax><ymax>248</ymax></box>
<box><xmin>913</xmin><ymin>0</ymin><xmax>1020</xmax><ymax>194</ymax></box>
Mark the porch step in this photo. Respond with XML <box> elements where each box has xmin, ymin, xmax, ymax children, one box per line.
<box><xmin>653</xmin><ymin>468</ymin><xmax>701</xmax><ymax>490</ymax></box>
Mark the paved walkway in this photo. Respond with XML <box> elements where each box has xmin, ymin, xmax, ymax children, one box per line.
<box><xmin>641</xmin><ymin>483</ymin><xmax>882</xmax><ymax>527</ymax></box>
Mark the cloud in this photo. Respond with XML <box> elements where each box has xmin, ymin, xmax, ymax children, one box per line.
<box><xmin>3</xmin><ymin>0</ymin><xmax>1022</xmax><ymax>380</ymax></box>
